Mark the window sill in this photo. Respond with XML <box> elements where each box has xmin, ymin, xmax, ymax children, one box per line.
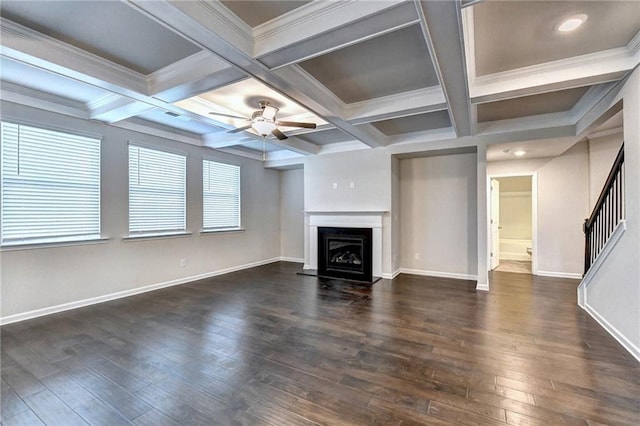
<box><xmin>200</xmin><ymin>228</ymin><xmax>245</xmax><ymax>235</ymax></box>
<box><xmin>1</xmin><ymin>237</ymin><xmax>110</xmax><ymax>251</ymax></box>
<box><xmin>122</xmin><ymin>231</ymin><xmax>192</xmax><ymax>242</ymax></box>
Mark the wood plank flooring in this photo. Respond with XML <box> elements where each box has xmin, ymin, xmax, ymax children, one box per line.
<box><xmin>2</xmin><ymin>262</ymin><xmax>639</xmax><ymax>425</ymax></box>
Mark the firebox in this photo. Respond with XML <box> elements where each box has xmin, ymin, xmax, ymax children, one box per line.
<box><xmin>317</xmin><ymin>227</ymin><xmax>373</xmax><ymax>282</ymax></box>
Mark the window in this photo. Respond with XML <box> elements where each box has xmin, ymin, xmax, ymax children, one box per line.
<box><xmin>128</xmin><ymin>144</ymin><xmax>186</xmax><ymax>235</ymax></box>
<box><xmin>1</xmin><ymin>122</ymin><xmax>101</xmax><ymax>246</ymax></box>
<box><xmin>203</xmin><ymin>160</ymin><xmax>241</xmax><ymax>230</ymax></box>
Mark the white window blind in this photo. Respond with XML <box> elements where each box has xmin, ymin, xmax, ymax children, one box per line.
<box><xmin>1</xmin><ymin>122</ymin><xmax>101</xmax><ymax>245</ymax></box>
<box><xmin>128</xmin><ymin>144</ymin><xmax>186</xmax><ymax>235</ymax></box>
<box><xmin>203</xmin><ymin>160</ymin><xmax>240</xmax><ymax>230</ymax></box>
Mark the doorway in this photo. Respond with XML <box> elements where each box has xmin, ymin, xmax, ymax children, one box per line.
<box><xmin>489</xmin><ymin>174</ymin><xmax>537</xmax><ymax>274</ymax></box>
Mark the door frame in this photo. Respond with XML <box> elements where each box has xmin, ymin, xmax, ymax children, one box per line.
<box><xmin>486</xmin><ymin>172</ymin><xmax>538</xmax><ymax>275</ymax></box>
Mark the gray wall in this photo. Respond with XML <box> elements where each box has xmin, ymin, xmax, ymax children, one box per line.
<box><xmin>304</xmin><ymin>148</ymin><xmax>391</xmax><ymax>212</ymax></box>
<box><xmin>399</xmin><ymin>153</ymin><xmax>478</xmax><ymax>277</ymax></box>
<box><xmin>279</xmin><ymin>168</ymin><xmax>304</xmax><ymax>261</ymax></box>
<box><xmin>588</xmin><ymin>133</ymin><xmax>624</xmax><ymax>211</ymax></box>
<box><xmin>488</xmin><ymin>141</ymin><xmax>590</xmax><ymax>276</ymax></box>
<box><xmin>1</xmin><ymin>102</ymin><xmax>282</xmax><ymax>320</ymax></box>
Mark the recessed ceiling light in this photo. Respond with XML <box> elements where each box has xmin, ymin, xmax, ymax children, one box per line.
<box><xmin>513</xmin><ymin>150</ymin><xmax>526</xmax><ymax>157</ymax></box>
<box><xmin>557</xmin><ymin>14</ymin><xmax>588</xmax><ymax>33</ymax></box>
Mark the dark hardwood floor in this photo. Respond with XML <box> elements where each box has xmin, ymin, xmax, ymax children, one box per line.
<box><xmin>2</xmin><ymin>262</ymin><xmax>639</xmax><ymax>425</ymax></box>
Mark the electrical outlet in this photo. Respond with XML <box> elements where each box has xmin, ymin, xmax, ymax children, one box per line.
<box><xmin>349</xmin><ymin>181</ymin><xmax>355</xmax><ymax>189</ymax></box>
<box><xmin>415</xmin><ymin>253</ymin><xmax>420</xmax><ymax>260</ymax></box>
<box><xmin>332</xmin><ymin>182</ymin><xmax>338</xmax><ymax>189</ymax></box>
<box><xmin>180</xmin><ymin>258</ymin><xmax>186</xmax><ymax>267</ymax></box>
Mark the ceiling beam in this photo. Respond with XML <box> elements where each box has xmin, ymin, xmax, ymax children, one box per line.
<box><xmin>88</xmin><ymin>94</ymin><xmax>155</xmax><ymax>123</ymax></box>
<box><xmin>255</xmin><ymin>1</ymin><xmax>418</xmax><ymax>69</ymax></box>
<box><xmin>147</xmin><ymin>51</ymin><xmax>247</xmax><ymax>102</ymax></box>
<box><xmin>344</xmin><ymin>86</ymin><xmax>447</xmax><ymax>125</ymax></box>
<box><xmin>203</xmin><ymin>132</ymin><xmax>320</xmax><ymax>156</ymax></box>
<box><xmin>0</xmin><ymin>81</ymin><xmax>90</xmax><ymax>119</ymax></box>
<box><xmin>414</xmin><ymin>0</ymin><xmax>472</xmax><ymax>137</ymax></box>
<box><xmin>127</xmin><ymin>0</ymin><xmax>389</xmax><ymax>148</ymax></box>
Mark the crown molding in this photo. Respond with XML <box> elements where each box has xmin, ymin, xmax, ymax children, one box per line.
<box><xmin>147</xmin><ymin>50</ymin><xmax>234</xmax><ymax>95</ymax></box>
<box><xmin>316</xmin><ymin>140</ymin><xmax>371</xmax><ymax>155</ymax></box>
<box><xmin>216</xmin><ymin>147</ymin><xmax>264</xmax><ymax>162</ymax></box>
<box><xmin>253</xmin><ymin>0</ymin><xmax>405</xmax><ymax>57</ymax></box>
<box><xmin>470</xmin><ymin>45</ymin><xmax>637</xmax><ymax>103</ymax></box>
<box><xmin>255</xmin><ymin>1</ymin><xmax>418</xmax><ymax>69</ymax></box>
<box><xmin>0</xmin><ymin>82</ymin><xmax>90</xmax><ymax>119</ymax></box>
<box><xmin>170</xmin><ymin>0</ymin><xmax>253</xmax><ymax>55</ymax></box>
<box><xmin>587</xmin><ymin>126</ymin><xmax>623</xmax><ymax>140</ymax></box>
<box><xmin>345</xmin><ymin>86</ymin><xmax>447</xmax><ymax>125</ymax></box>
<box><xmin>627</xmin><ymin>29</ymin><xmax>640</xmax><ymax>57</ymax></box>
<box><xmin>568</xmin><ymin>81</ymin><xmax>618</xmax><ymax>123</ymax></box>
<box><xmin>387</xmin><ymin>127</ymin><xmax>458</xmax><ymax>146</ymax></box>
<box><xmin>112</xmin><ymin>119</ymin><xmax>202</xmax><ymax>146</ymax></box>
<box><xmin>0</xmin><ymin>18</ymin><xmax>147</xmax><ymax>94</ymax></box>
<box><xmin>89</xmin><ymin>96</ymin><xmax>155</xmax><ymax>124</ymax></box>
<box><xmin>461</xmin><ymin>5</ymin><xmax>477</xmax><ymax>89</ymax></box>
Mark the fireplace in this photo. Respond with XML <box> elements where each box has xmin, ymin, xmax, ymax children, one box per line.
<box><xmin>318</xmin><ymin>227</ymin><xmax>372</xmax><ymax>282</ymax></box>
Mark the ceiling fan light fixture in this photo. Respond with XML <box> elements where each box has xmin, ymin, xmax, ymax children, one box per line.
<box><xmin>252</xmin><ymin>119</ymin><xmax>277</xmax><ymax>136</ymax></box>
<box><xmin>556</xmin><ymin>14</ymin><xmax>587</xmax><ymax>33</ymax></box>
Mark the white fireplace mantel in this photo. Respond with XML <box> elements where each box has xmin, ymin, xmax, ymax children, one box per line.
<box><xmin>305</xmin><ymin>211</ymin><xmax>386</xmax><ymax>277</ymax></box>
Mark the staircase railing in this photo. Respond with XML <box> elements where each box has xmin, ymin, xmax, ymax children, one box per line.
<box><xmin>583</xmin><ymin>143</ymin><xmax>625</xmax><ymax>274</ymax></box>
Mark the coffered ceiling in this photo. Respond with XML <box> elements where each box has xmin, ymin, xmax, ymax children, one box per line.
<box><xmin>0</xmin><ymin>1</ymin><xmax>638</xmax><ymax>166</ymax></box>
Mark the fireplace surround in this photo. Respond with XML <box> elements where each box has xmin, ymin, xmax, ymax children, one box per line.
<box><xmin>305</xmin><ymin>211</ymin><xmax>385</xmax><ymax>280</ymax></box>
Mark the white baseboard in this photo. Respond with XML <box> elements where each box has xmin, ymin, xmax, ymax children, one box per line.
<box><xmin>583</xmin><ymin>302</ymin><xmax>640</xmax><ymax>363</ymax></box>
<box><xmin>399</xmin><ymin>268</ymin><xmax>477</xmax><ymax>281</ymax></box>
<box><xmin>500</xmin><ymin>253</ymin><xmax>531</xmax><ymax>261</ymax></box>
<box><xmin>279</xmin><ymin>256</ymin><xmax>304</xmax><ymax>263</ymax></box>
<box><xmin>536</xmin><ymin>270</ymin><xmax>583</xmax><ymax>279</ymax></box>
<box><xmin>475</xmin><ymin>282</ymin><xmax>490</xmax><ymax>291</ymax></box>
<box><xmin>0</xmin><ymin>257</ymin><xmax>282</xmax><ymax>326</ymax></box>
<box><xmin>381</xmin><ymin>269</ymin><xmax>401</xmax><ymax>279</ymax></box>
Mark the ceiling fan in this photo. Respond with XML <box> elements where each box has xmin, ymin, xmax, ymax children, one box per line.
<box><xmin>208</xmin><ymin>100</ymin><xmax>316</xmax><ymax>140</ymax></box>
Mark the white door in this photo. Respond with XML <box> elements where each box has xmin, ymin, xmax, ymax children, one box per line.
<box><xmin>490</xmin><ymin>179</ymin><xmax>500</xmax><ymax>270</ymax></box>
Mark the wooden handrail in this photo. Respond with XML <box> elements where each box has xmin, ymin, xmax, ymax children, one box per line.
<box><xmin>583</xmin><ymin>143</ymin><xmax>625</xmax><ymax>274</ymax></box>
<box><xmin>585</xmin><ymin>144</ymin><xmax>624</xmax><ymax>229</ymax></box>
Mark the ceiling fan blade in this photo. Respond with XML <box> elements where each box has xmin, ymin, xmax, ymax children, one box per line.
<box><xmin>261</xmin><ymin>105</ymin><xmax>278</xmax><ymax>120</ymax></box>
<box><xmin>271</xmin><ymin>128</ymin><xmax>288</xmax><ymax>140</ymax></box>
<box><xmin>227</xmin><ymin>125</ymin><xmax>253</xmax><ymax>134</ymax></box>
<box><xmin>209</xmin><ymin>111</ymin><xmax>250</xmax><ymax>120</ymax></box>
<box><xmin>276</xmin><ymin>121</ymin><xmax>317</xmax><ymax>129</ymax></box>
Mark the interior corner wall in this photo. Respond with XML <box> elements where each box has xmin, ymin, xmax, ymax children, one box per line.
<box><xmin>399</xmin><ymin>153</ymin><xmax>478</xmax><ymax>278</ymax></box>
<box><xmin>488</xmin><ymin>141</ymin><xmax>590</xmax><ymax>276</ymax></box>
<box><xmin>584</xmin><ymin>67</ymin><xmax>640</xmax><ymax>358</ymax></box>
<box><xmin>279</xmin><ymin>168</ymin><xmax>304</xmax><ymax>261</ymax></box>
<box><xmin>390</xmin><ymin>155</ymin><xmax>401</xmax><ymax>275</ymax></box>
<box><xmin>0</xmin><ymin>102</ymin><xmax>282</xmax><ymax>322</ymax></box>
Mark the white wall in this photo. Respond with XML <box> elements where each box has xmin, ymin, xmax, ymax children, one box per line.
<box><xmin>588</xmin><ymin>133</ymin><xmax>624</xmax><ymax>211</ymax></box>
<box><xmin>488</xmin><ymin>141</ymin><xmax>590</xmax><ymax>277</ymax></box>
<box><xmin>1</xmin><ymin>102</ymin><xmax>282</xmax><ymax>322</ymax></box>
<box><xmin>582</xmin><ymin>67</ymin><xmax>640</xmax><ymax>360</ymax></box>
<box><xmin>280</xmin><ymin>168</ymin><xmax>304</xmax><ymax>261</ymax></box>
<box><xmin>400</xmin><ymin>153</ymin><xmax>478</xmax><ymax>278</ymax></box>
